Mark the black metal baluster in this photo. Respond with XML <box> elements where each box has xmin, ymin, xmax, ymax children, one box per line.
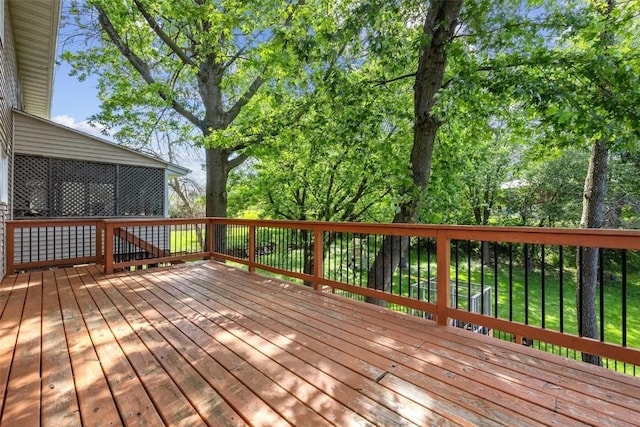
<box><xmin>339</xmin><ymin>233</ymin><xmax>343</xmax><ymax>282</ymax></box>
<box><xmin>578</xmin><ymin>247</ymin><xmax>584</xmax><ymax>336</ymax></box>
<box><xmin>397</xmin><ymin>236</ymin><xmax>402</xmax><ymax>297</ymax></box>
<box><xmin>358</xmin><ymin>234</ymin><xmax>364</xmax><ymax>287</ymax></box>
<box><xmin>524</xmin><ymin>243</ymin><xmax>529</xmax><ymax>325</ymax></box>
<box><xmin>480</xmin><ymin>242</ymin><xmax>485</xmax><ymax>316</ymax></box>
<box><xmin>494</xmin><ymin>242</ymin><xmax>498</xmax><ymax>318</ymax></box>
<box><xmin>467</xmin><ymin>241</ymin><xmax>471</xmax><ymax>313</ymax></box>
<box><xmin>559</xmin><ymin>246</ymin><xmax>564</xmax><ymax>333</ymax></box>
<box><xmin>36</xmin><ymin>227</ymin><xmax>41</xmax><ymax>262</ymax></box>
<box><xmin>541</xmin><ymin>245</ymin><xmax>546</xmax><ymax>329</ymax></box>
<box><xmin>622</xmin><ymin>250</ymin><xmax>627</xmax><ymax>348</ymax></box>
<box><xmin>427</xmin><ymin>238</ymin><xmax>432</xmax><ymax>302</ymax></box>
<box><xmin>455</xmin><ymin>240</ymin><xmax>459</xmax><ymax>309</ymax></box>
<box><xmin>599</xmin><ymin>248</ymin><xmax>604</xmax><ymax>343</ymax></box>
<box><xmin>416</xmin><ymin>238</ymin><xmax>421</xmax><ymax>303</ymax></box>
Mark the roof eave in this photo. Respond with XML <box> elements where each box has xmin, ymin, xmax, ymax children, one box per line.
<box><xmin>9</xmin><ymin>0</ymin><xmax>62</xmax><ymax>119</ymax></box>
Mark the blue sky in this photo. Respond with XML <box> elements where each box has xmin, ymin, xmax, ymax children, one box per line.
<box><xmin>51</xmin><ymin>55</ymin><xmax>104</xmax><ymax>136</ymax></box>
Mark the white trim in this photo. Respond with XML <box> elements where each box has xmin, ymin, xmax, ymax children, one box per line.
<box><xmin>10</xmin><ymin>111</ymin><xmax>14</xmax><ymax>220</ymax></box>
<box><xmin>164</xmin><ymin>169</ymin><xmax>170</xmax><ymax>218</ymax></box>
<box><xmin>0</xmin><ymin>156</ymin><xmax>8</xmax><ymax>203</ymax></box>
<box><xmin>0</xmin><ymin>0</ymin><xmax>5</xmax><ymax>47</ymax></box>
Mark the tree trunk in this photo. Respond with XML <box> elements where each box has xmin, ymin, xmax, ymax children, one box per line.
<box><xmin>169</xmin><ymin>178</ymin><xmax>206</xmax><ymax>250</ymax></box>
<box><xmin>205</xmin><ymin>147</ymin><xmax>230</xmax><ymax>217</ymax></box>
<box><xmin>365</xmin><ymin>0</ymin><xmax>463</xmax><ymax>305</ymax></box>
<box><xmin>300</xmin><ymin>229</ymin><xmax>314</xmax><ymax>287</ymax></box>
<box><xmin>577</xmin><ymin>137</ymin><xmax>608</xmax><ymax>366</ymax></box>
<box><xmin>576</xmin><ymin>0</ymin><xmax>615</xmax><ymax>367</ymax></box>
<box><xmin>206</xmin><ymin>147</ymin><xmax>231</xmax><ymax>254</ymax></box>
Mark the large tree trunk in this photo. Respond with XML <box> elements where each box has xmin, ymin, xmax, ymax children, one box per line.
<box><xmin>576</xmin><ymin>0</ymin><xmax>615</xmax><ymax>367</ymax></box>
<box><xmin>206</xmin><ymin>147</ymin><xmax>231</xmax><ymax>254</ymax></box>
<box><xmin>205</xmin><ymin>147</ymin><xmax>230</xmax><ymax>218</ymax></box>
<box><xmin>366</xmin><ymin>0</ymin><xmax>463</xmax><ymax>305</ymax></box>
<box><xmin>577</xmin><ymin>137</ymin><xmax>608</xmax><ymax>366</ymax></box>
<box><xmin>300</xmin><ymin>229</ymin><xmax>314</xmax><ymax>287</ymax></box>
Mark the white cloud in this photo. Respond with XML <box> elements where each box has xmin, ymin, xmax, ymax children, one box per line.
<box><xmin>51</xmin><ymin>115</ymin><xmax>110</xmax><ymax>139</ymax></box>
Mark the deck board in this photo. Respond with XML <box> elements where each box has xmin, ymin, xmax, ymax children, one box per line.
<box><xmin>1</xmin><ymin>261</ymin><xmax>639</xmax><ymax>426</ymax></box>
<box><xmin>2</xmin><ymin>272</ymin><xmax>42</xmax><ymax>426</ymax></box>
<box><xmin>143</xmin><ymin>268</ymin><xmax>444</xmax><ymax>426</ymax></box>
<box><xmin>64</xmin><ymin>268</ymin><xmax>165</xmax><ymax>426</ymax></box>
<box><xmin>41</xmin><ymin>270</ymin><xmax>80</xmax><ymax>427</ymax></box>
<box><xmin>183</xmin><ymin>265</ymin><xmax>576</xmax><ymax>426</ymax></box>
<box><xmin>80</xmin><ymin>268</ymin><xmax>208</xmax><ymax>427</ymax></box>
<box><xmin>54</xmin><ymin>268</ymin><xmax>122</xmax><ymax>426</ymax></box>
<box><xmin>133</xmin><ymin>267</ymin><xmax>417</xmax><ymax>427</ymax></box>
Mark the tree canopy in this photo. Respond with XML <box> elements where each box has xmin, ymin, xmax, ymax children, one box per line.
<box><xmin>61</xmin><ymin>0</ymin><xmax>640</xmax><ymax>231</ymax></box>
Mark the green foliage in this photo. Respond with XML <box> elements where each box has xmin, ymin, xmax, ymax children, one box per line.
<box><xmin>235</xmin><ymin>74</ymin><xmax>412</xmax><ymax>222</ymax></box>
<box><xmin>498</xmin><ymin>148</ymin><xmax>588</xmax><ymax>227</ymax></box>
<box><xmin>61</xmin><ymin>0</ymin><xmax>640</xmax><ymax>228</ymax></box>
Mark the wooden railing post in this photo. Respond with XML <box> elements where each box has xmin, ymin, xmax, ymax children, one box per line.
<box><xmin>104</xmin><ymin>221</ymin><xmax>114</xmax><ymax>275</ymax></box>
<box><xmin>313</xmin><ymin>227</ymin><xmax>324</xmax><ymax>291</ymax></box>
<box><xmin>436</xmin><ymin>229</ymin><xmax>451</xmax><ymax>326</ymax></box>
<box><xmin>95</xmin><ymin>220</ymin><xmax>103</xmax><ymax>266</ymax></box>
<box><xmin>6</xmin><ymin>221</ymin><xmax>15</xmax><ymax>275</ymax></box>
<box><xmin>248</xmin><ymin>225</ymin><xmax>256</xmax><ymax>272</ymax></box>
<box><xmin>207</xmin><ymin>220</ymin><xmax>214</xmax><ymax>258</ymax></box>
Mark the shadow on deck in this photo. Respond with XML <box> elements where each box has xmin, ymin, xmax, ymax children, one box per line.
<box><xmin>1</xmin><ymin>261</ymin><xmax>639</xmax><ymax>426</ymax></box>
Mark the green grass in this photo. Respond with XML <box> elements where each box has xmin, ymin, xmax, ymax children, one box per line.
<box><xmin>170</xmin><ymin>229</ymin><xmax>205</xmax><ymax>253</ymax></box>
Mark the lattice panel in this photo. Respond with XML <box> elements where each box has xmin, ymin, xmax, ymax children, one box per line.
<box><xmin>52</xmin><ymin>159</ymin><xmax>117</xmax><ymax>217</ymax></box>
<box><xmin>118</xmin><ymin>166</ymin><xmax>164</xmax><ymax>216</ymax></box>
<box><xmin>14</xmin><ymin>155</ymin><xmax>165</xmax><ymax>218</ymax></box>
<box><xmin>14</xmin><ymin>155</ymin><xmax>49</xmax><ymax>217</ymax></box>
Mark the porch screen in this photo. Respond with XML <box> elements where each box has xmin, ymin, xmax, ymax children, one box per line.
<box><xmin>13</xmin><ymin>155</ymin><xmax>164</xmax><ymax>218</ymax></box>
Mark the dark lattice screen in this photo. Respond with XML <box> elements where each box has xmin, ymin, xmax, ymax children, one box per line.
<box><xmin>13</xmin><ymin>155</ymin><xmax>165</xmax><ymax>218</ymax></box>
<box><xmin>52</xmin><ymin>159</ymin><xmax>117</xmax><ymax>217</ymax></box>
<box><xmin>118</xmin><ymin>166</ymin><xmax>164</xmax><ymax>216</ymax></box>
<box><xmin>14</xmin><ymin>155</ymin><xmax>49</xmax><ymax>217</ymax></box>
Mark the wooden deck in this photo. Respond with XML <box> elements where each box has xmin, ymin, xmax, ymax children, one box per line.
<box><xmin>1</xmin><ymin>262</ymin><xmax>639</xmax><ymax>426</ymax></box>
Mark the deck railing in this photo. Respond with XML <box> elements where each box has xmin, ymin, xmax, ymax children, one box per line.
<box><xmin>6</xmin><ymin>219</ymin><xmax>104</xmax><ymax>273</ymax></box>
<box><xmin>6</xmin><ymin>217</ymin><xmax>640</xmax><ymax>374</ymax></box>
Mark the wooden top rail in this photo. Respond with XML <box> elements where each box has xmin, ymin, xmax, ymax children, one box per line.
<box><xmin>208</xmin><ymin>218</ymin><xmax>640</xmax><ymax>250</ymax></box>
<box><xmin>7</xmin><ymin>219</ymin><xmax>103</xmax><ymax>227</ymax></box>
<box><xmin>9</xmin><ymin>217</ymin><xmax>640</xmax><ymax>248</ymax></box>
<box><xmin>101</xmin><ymin>218</ymin><xmax>210</xmax><ymax>227</ymax></box>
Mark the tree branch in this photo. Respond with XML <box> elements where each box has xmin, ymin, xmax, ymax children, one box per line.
<box><xmin>225</xmin><ymin>74</ymin><xmax>265</xmax><ymax>124</ymax></box>
<box><xmin>371</xmin><ymin>72</ymin><xmax>417</xmax><ymax>87</ymax></box>
<box><xmin>132</xmin><ymin>0</ymin><xmax>195</xmax><ymax>67</ymax></box>
<box><xmin>95</xmin><ymin>4</ymin><xmax>203</xmax><ymax>129</ymax></box>
<box><xmin>224</xmin><ymin>0</ymin><xmax>306</xmax><ymax>124</ymax></box>
<box><xmin>227</xmin><ymin>152</ymin><xmax>248</xmax><ymax>170</ymax></box>
<box><xmin>221</xmin><ymin>28</ymin><xmax>268</xmax><ymax>72</ymax></box>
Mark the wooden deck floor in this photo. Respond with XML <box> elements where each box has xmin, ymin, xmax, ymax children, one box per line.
<box><xmin>1</xmin><ymin>262</ymin><xmax>639</xmax><ymax>426</ymax></box>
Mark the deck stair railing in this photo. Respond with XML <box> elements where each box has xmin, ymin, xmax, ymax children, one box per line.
<box><xmin>6</xmin><ymin>217</ymin><xmax>640</xmax><ymax>375</ymax></box>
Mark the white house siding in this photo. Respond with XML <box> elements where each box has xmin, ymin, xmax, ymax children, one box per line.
<box><xmin>14</xmin><ymin>111</ymin><xmax>169</xmax><ymax>169</ymax></box>
<box><xmin>0</xmin><ymin>5</ymin><xmax>21</xmax><ymax>278</ymax></box>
